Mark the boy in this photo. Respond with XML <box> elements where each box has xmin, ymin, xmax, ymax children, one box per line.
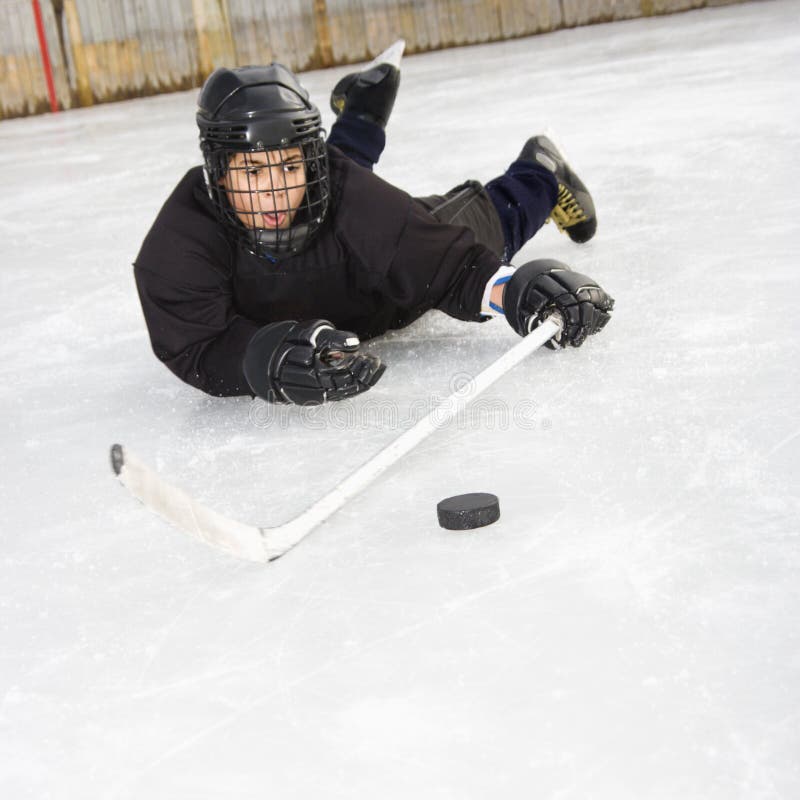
<box><xmin>134</xmin><ymin>61</ymin><xmax>613</xmax><ymax>405</ymax></box>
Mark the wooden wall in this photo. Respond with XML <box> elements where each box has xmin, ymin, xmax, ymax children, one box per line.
<box><xmin>1</xmin><ymin>0</ymin><xmax>746</xmax><ymax>120</ymax></box>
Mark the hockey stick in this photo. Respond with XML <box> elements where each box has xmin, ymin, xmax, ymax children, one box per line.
<box><xmin>111</xmin><ymin>316</ymin><xmax>562</xmax><ymax>562</ymax></box>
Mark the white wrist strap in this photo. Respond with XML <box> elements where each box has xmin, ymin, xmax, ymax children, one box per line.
<box><xmin>480</xmin><ymin>264</ymin><xmax>516</xmax><ymax>316</ymax></box>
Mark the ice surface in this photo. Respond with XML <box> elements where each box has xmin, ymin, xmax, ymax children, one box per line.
<box><xmin>1</xmin><ymin>1</ymin><xmax>799</xmax><ymax>797</ymax></box>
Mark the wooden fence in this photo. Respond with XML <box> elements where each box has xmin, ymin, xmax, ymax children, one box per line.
<box><xmin>1</xmin><ymin>0</ymin><xmax>745</xmax><ymax>120</ymax></box>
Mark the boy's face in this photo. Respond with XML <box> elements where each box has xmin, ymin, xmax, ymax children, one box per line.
<box><xmin>222</xmin><ymin>148</ymin><xmax>307</xmax><ymax>230</ymax></box>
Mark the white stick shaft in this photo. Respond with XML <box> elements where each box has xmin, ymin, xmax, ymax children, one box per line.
<box><xmin>267</xmin><ymin>317</ymin><xmax>561</xmax><ymax>556</ymax></box>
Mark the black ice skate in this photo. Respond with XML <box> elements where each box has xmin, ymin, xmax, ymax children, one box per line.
<box><xmin>518</xmin><ymin>135</ymin><xmax>597</xmax><ymax>244</ymax></box>
<box><xmin>330</xmin><ymin>40</ymin><xmax>404</xmax><ymax>129</ymax></box>
<box><xmin>330</xmin><ymin>63</ymin><xmax>400</xmax><ymax>128</ymax></box>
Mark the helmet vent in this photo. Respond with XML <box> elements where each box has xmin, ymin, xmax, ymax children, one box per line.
<box><xmin>293</xmin><ymin>120</ymin><xmax>318</xmax><ymax>135</ymax></box>
<box><xmin>206</xmin><ymin>125</ymin><xmax>249</xmax><ymax>144</ymax></box>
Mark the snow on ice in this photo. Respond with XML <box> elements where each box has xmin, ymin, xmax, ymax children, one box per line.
<box><xmin>1</xmin><ymin>1</ymin><xmax>798</xmax><ymax>797</ymax></box>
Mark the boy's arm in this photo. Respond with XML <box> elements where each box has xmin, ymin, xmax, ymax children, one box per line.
<box><xmin>134</xmin><ymin>262</ymin><xmax>260</xmax><ymax>396</ymax></box>
<box><xmin>379</xmin><ymin>200</ymin><xmax>613</xmax><ymax>347</ymax></box>
<box><xmin>135</xmin><ymin>262</ymin><xmax>385</xmax><ymax>403</ymax></box>
<box><xmin>132</xmin><ymin>168</ymin><xmax>263</xmax><ymax>397</ymax></box>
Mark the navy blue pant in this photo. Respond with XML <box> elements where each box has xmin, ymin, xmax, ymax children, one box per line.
<box><xmin>328</xmin><ymin>112</ymin><xmax>557</xmax><ymax>261</ymax></box>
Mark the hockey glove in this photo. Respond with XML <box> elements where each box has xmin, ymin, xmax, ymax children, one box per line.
<box><xmin>503</xmin><ymin>258</ymin><xmax>614</xmax><ymax>347</ymax></box>
<box><xmin>243</xmin><ymin>320</ymin><xmax>385</xmax><ymax>405</ymax></box>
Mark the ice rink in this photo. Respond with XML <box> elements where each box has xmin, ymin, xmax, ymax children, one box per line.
<box><xmin>1</xmin><ymin>0</ymin><xmax>799</xmax><ymax>796</ymax></box>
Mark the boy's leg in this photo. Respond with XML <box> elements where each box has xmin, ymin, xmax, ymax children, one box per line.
<box><xmin>485</xmin><ymin>135</ymin><xmax>597</xmax><ymax>260</ymax></box>
<box><xmin>328</xmin><ymin>114</ymin><xmax>386</xmax><ymax>170</ymax></box>
<box><xmin>485</xmin><ymin>161</ymin><xmax>558</xmax><ymax>261</ymax></box>
<box><xmin>327</xmin><ymin>63</ymin><xmax>400</xmax><ymax>170</ymax></box>
<box><xmin>415</xmin><ymin>181</ymin><xmax>507</xmax><ymax>258</ymax></box>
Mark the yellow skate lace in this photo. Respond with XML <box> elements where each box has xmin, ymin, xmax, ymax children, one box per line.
<box><xmin>549</xmin><ymin>184</ymin><xmax>588</xmax><ymax>232</ymax></box>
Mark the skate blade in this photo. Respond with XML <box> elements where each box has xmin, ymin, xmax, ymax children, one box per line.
<box><xmin>367</xmin><ymin>39</ymin><xmax>406</xmax><ymax>70</ymax></box>
<box><xmin>541</xmin><ymin>126</ymin><xmax>572</xmax><ymax>164</ymax></box>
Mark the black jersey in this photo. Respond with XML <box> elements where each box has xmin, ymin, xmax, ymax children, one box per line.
<box><xmin>133</xmin><ymin>146</ymin><xmax>503</xmax><ymax>396</ymax></box>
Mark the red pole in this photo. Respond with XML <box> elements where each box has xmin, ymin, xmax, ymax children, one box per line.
<box><xmin>31</xmin><ymin>0</ymin><xmax>59</xmax><ymax>113</ymax></box>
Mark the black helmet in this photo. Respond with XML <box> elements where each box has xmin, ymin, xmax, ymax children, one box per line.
<box><xmin>196</xmin><ymin>64</ymin><xmax>329</xmax><ymax>261</ymax></box>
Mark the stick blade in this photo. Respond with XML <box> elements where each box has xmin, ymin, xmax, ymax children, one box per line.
<box><xmin>110</xmin><ymin>444</ymin><xmax>272</xmax><ymax>563</ymax></box>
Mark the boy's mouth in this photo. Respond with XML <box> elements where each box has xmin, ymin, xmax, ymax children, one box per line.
<box><xmin>261</xmin><ymin>212</ymin><xmax>287</xmax><ymax>228</ymax></box>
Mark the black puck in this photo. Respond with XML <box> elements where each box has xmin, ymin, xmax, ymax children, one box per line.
<box><xmin>437</xmin><ymin>492</ymin><xmax>500</xmax><ymax>530</ymax></box>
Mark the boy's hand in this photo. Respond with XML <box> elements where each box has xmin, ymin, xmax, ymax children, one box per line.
<box><xmin>502</xmin><ymin>259</ymin><xmax>614</xmax><ymax>347</ymax></box>
<box><xmin>243</xmin><ymin>320</ymin><xmax>385</xmax><ymax>404</ymax></box>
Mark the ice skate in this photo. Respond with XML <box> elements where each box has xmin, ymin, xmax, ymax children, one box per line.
<box><xmin>330</xmin><ymin>40</ymin><xmax>404</xmax><ymax>129</ymax></box>
<box><xmin>518</xmin><ymin>135</ymin><xmax>597</xmax><ymax>243</ymax></box>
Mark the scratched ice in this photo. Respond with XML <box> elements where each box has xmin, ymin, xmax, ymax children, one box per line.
<box><xmin>1</xmin><ymin>1</ymin><xmax>799</xmax><ymax>797</ymax></box>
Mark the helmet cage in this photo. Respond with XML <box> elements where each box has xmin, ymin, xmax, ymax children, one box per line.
<box><xmin>203</xmin><ymin>135</ymin><xmax>329</xmax><ymax>260</ymax></box>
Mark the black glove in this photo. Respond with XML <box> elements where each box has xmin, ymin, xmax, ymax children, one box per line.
<box><xmin>503</xmin><ymin>258</ymin><xmax>614</xmax><ymax>347</ymax></box>
<box><xmin>243</xmin><ymin>320</ymin><xmax>385</xmax><ymax>405</ymax></box>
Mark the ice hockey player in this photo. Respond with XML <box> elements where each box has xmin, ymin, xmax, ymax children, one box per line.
<box><xmin>133</xmin><ymin>60</ymin><xmax>614</xmax><ymax>405</ymax></box>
